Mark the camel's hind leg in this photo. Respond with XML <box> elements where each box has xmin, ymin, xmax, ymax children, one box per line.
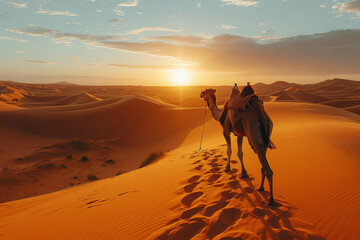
<box><xmin>258</xmin><ymin>167</ymin><xmax>265</xmax><ymax>191</ymax></box>
<box><xmin>257</xmin><ymin>148</ymin><xmax>274</xmax><ymax>205</ymax></box>
<box><xmin>223</xmin><ymin>131</ymin><xmax>232</xmax><ymax>172</ymax></box>
<box><xmin>237</xmin><ymin>136</ymin><xmax>248</xmax><ymax>178</ymax></box>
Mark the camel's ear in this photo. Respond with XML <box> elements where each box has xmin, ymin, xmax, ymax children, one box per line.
<box><xmin>214</xmin><ymin>89</ymin><xmax>216</xmax><ymax>93</ymax></box>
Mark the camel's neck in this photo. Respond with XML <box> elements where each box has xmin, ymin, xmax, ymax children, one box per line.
<box><xmin>206</xmin><ymin>96</ymin><xmax>222</xmax><ymax>121</ymax></box>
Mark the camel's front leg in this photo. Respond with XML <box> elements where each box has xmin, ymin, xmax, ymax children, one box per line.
<box><xmin>237</xmin><ymin>136</ymin><xmax>249</xmax><ymax>178</ymax></box>
<box><xmin>223</xmin><ymin>131</ymin><xmax>232</xmax><ymax>172</ymax></box>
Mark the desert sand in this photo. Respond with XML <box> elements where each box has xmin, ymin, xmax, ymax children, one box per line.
<box><xmin>0</xmin><ymin>79</ymin><xmax>359</xmax><ymax>240</ymax></box>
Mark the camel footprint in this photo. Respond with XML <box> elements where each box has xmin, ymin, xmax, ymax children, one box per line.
<box><xmin>180</xmin><ymin>204</ymin><xmax>205</xmax><ymax>219</ymax></box>
<box><xmin>181</xmin><ymin>192</ymin><xmax>204</xmax><ymax>208</ymax></box>
<box><xmin>184</xmin><ymin>182</ymin><xmax>200</xmax><ymax>193</ymax></box>
<box><xmin>207</xmin><ymin>208</ymin><xmax>242</xmax><ymax>239</ymax></box>
<box><xmin>188</xmin><ymin>175</ymin><xmax>201</xmax><ymax>183</ymax></box>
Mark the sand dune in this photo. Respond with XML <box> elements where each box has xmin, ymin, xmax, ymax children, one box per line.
<box><xmin>344</xmin><ymin>104</ymin><xmax>360</xmax><ymax>115</ymax></box>
<box><xmin>0</xmin><ymin>95</ymin><xmax>207</xmax><ymax>202</ymax></box>
<box><xmin>0</xmin><ymin>79</ymin><xmax>359</xmax><ymax>240</ymax></box>
<box><xmin>0</xmin><ymin>101</ymin><xmax>359</xmax><ymax>239</ymax></box>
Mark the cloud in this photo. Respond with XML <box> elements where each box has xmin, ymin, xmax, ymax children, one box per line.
<box><xmin>135</xmin><ymin>11</ymin><xmax>144</xmax><ymax>14</ymax></box>
<box><xmin>7</xmin><ymin>26</ymin><xmax>124</xmax><ymax>46</ymax></box>
<box><xmin>36</xmin><ymin>5</ymin><xmax>77</xmax><ymax>16</ymax></box>
<box><xmin>0</xmin><ymin>36</ymin><xmax>28</xmax><ymax>42</ymax></box>
<box><xmin>8</xmin><ymin>1</ymin><xmax>27</xmax><ymax>8</ymax></box>
<box><xmin>15</xmin><ymin>51</ymin><xmax>24</xmax><ymax>53</ymax></box>
<box><xmin>146</xmin><ymin>35</ymin><xmax>207</xmax><ymax>45</ymax></box>
<box><xmin>108</xmin><ymin>63</ymin><xmax>177</xmax><ymax>69</ymax></box>
<box><xmin>123</xmin><ymin>27</ymin><xmax>183</xmax><ymax>35</ymax></box>
<box><xmin>7</xmin><ymin>27</ymin><xmax>56</xmax><ymax>36</ymax></box>
<box><xmin>113</xmin><ymin>9</ymin><xmax>125</xmax><ymax>16</ymax></box>
<box><xmin>195</xmin><ymin>1</ymin><xmax>202</xmax><ymax>8</ymax></box>
<box><xmin>114</xmin><ymin>0</ymin><xmax>139</xmax><ymax>15</ymax></box>
<box><xmin>37</xmin><ymin>10</ymin><xmax>77</xmax><ymax>16</ymax></box>
<box><xmin>67</xmin><ymin>22</ymin><xmax>81</xmax><ymax>25</ymax></box>
<box><xmin>220</xmin><ymin>0</ymin><xmax>258</xmax><ymax>7</ymax></box>
<box><xmin>24</xmin><ymin>59</ymin><xmax>56</xmax><ymax>64</ymax></box>
<box><xmin>100</xmin><ymin>29</ymin><xmax>360</xmax><ymax>75</ymax></box>
<box><xmin>320</xmin><ymin>4</ymin><xmax>325</xmax><ymax>8</ymax></box>
<box><xmin>117</xmin><ymin>0</ymin><xmax>138</xmax><ymax>7</ymax></box>
<box><xmin>220</xmin><ymin>24</ymin><xmax>237</xmax><ymax>29</ymax></box>
<box><xmin>109</xmin><ymin>18</ymin><xmax>122</xmax><ymax>22</ymax></box>
<box><xmin>71</xmin><ymin>56</ymin><xmax>79</xmax><ymax>60</ymax></box>
<box><xmin>9</xmin><ymin>25</ymin><xmax>360</xmax><ymax>76</ymax></box>
<box><xmin>339</xmin><ymin>0</ymin><xmax>360</xmax><ymax>18</ymax></box>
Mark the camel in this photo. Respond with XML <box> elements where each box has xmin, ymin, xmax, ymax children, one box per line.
<box><xmin>200</xmin><ymin>84</ymin><xmax>276</xmax><ymax>205</ymax></box>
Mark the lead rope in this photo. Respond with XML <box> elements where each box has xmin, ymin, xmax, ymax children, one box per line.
<box><xmin>199</xmin><ymin>101</ymin><xmax>207</xmax><ymax>152</ymax></box>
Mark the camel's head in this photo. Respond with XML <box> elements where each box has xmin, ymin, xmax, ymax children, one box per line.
<box><xmin>200</xmin><ymin>88</ymin><xmax>216</xmax><ymax>102</ymax></box>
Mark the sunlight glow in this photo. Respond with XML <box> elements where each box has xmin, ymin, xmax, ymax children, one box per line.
<box><xmin>170</xmin><ymin>69</ymin><xmax>191</xmax><ymax>86</ymax></box>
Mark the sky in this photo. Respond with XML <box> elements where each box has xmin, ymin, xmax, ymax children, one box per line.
<box><xmin>0</xmin><ymin>0</ymin><xmax>359</xmax><ymax>86</ymax></box>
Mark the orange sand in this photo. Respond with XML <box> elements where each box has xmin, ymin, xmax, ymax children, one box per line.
<box><xmin>0</xmin><ymin>79</ymin><xmax>359</xmax><ymax>240</ymax></box>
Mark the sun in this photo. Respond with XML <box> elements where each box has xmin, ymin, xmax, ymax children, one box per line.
<box><xmin>170</xmin><ymin>69</ymin><xmax>191</xmax><ymax>86</ymax></box>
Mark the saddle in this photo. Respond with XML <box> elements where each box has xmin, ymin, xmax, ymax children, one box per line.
<box><xmin>219</xmin><ymin>83</ymin><xmax>275</xmax><ymax>150</ymax></box>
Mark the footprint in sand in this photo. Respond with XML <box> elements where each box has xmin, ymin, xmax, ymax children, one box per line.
<box><xmin>209</xmin><ymin>167</ymin><xmax>221</xmax><ymax>173</ymax></box>
<box><xmin>181</xmin><ymin>192</ymin><xmax>203</xmax><ymax>207</ymax></box>
<box><xmin>192</xmin><ymin>160</ymin><xmax>201</xmax><ymax>164</ymax></box>
<box><xmin>208</xmin><ymin>174</ymin><xmax>221</xmax><ymax>183</ymax></box>
<box><xmin>194</xmin><ymin>165</ymin><xmax>203</xmax><ymax>171</ymax></box>
<box><xmin>230</xmin><ymin>160</ymin><xmax>238</xmax><ymax>164</ymax></box>
<box><xmin>159</xmin><ymin>217</ymin><xmax>207</xmax><ymax>240</ymax></box>
<box><xmin>180</xmin><ymin>205</ymin><xmax>205</xmax><ymax>219</ymax></box>
<box><xmin>207</xmin><ymin>208</ymin><xmax>242</xmax><ymax>239</ymax></box>
<box><xmin>221</xmin><ymin>190</ymin><xmax>237</xmax><ymax>200</ymax></box>
<box><xmin>203</xmin><ymin>199</ymin><xmax>229</xmax><ymax>217</ymax></box>
<box><xmin>188</xmin><ymin>175</ymin><xmax>201</xmax><ymax>183</ymax></box>
<box><xmin>244</xmin><ymin>187</ymin><xmax>254</xmax><ymax>193</ymax></box>
<box><xmin>267</xmin><ymin>214</ymin><xmax>281</xmax><ymax>229</ymax></box>
<box><xmin>228</xmin><ymin>180</ymin><xmax>240</xmax><ymax>189</ymax></box>
<box><xmin>253</xmin><ymin>207</ymin><xmax>266</xmax><ymax>218</ymax></box>
<box><xmin>184</xmin><ymin>182</ymin><xmax>200</xmax><ymax>193</ymax></box>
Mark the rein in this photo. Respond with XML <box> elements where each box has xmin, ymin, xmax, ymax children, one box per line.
<box><xmin>199</xmin><ymin>100</ymin><xmax>207</xmax><ymax>152</ymax></box>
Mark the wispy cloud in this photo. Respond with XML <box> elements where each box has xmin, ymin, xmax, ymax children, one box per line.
<box><xmin>123</xmin><ymin>27</ymin><xmax>183</xmax><ymax>35</ymax></box>
<box><xmin>117</xmin><ymin>0</ymin><xmax>138</xmax><ymax>7</ymax></box>
<box><xmin>37</xmin><ymin>10</ymin><xmax>77</xmax><ymax>16</ymax></box>
<box><xmin>195</xmin><ymin>1</ymin><xmax>202</xmax><ymax>8</ymax></box>
<box><xmin>71</xmin><ymin>56</ymin><xmax>79</xmax><ymax>60</ymax></box>
<box><xmin>109</xmin><ymin>18</ymin><xmax>122</xmax><ymax>22</ymax></box>
<box><xmin>338</xmin><ymin>0</ymin><xmax>360</xmax><ymax>19</ymax></box>
<box><xmin>8</xmin><ymin>1</ymin><xmax>27</xmax><ymax>8</ymax></box>
<box><xmin>108</xmin><ymin>63</ymin><xmax>177</xmax><ymax>69</ymax></box>
<box><xmin>7</xmin><ymin>26</ymin><xmax>124</xmax><ymax>46</ymax></box>
<box><xmin>220</xmin><ymin>24</ymin><xmax>237</xmax><ymax>29</ymax></box>
<box><xmin>146</xmin><ymin>35</ymin><xmax>207</xmax><ymax>45</ymax></box>
<box><xmin>15</xmin><ymin>50</ymin><xmax>24</xmax><ymax>53</ymax></box>
<box><xmin>36</xmin><ymin>5</ymin><xmax>77</xmax><ymax>17</ymax></box>
<box><xmin>67</xmin><ymin>22</ymin><xmax>81</xmax><ymax>25</ymax></box>
<box><xmin>100</xmin><ymin>29</ymin><xmax>360</xmax><ymax>75</ymax></box>
<box><xmin>220</xmin><ymin>0</ymin><xmax>258</xmax><ymax>7</ymax></box>
<box><xmin>24</xmin><ymin>59</ymin><xmax>56</xmax><ymax>64</ymax></box>
<box><xmin>113</xmin><ymin>9</ymin><xmax>125</xmax><ymax>16</ymax></box>
<box><xmin>0</xmin><ymin>36</ymin><xmax>28</xmax><ymax>42</ymax></box>
<box><xmin>113</xmin><ymin>0</ymin><xmax>139</xmax><ymax>15</ymax></box>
